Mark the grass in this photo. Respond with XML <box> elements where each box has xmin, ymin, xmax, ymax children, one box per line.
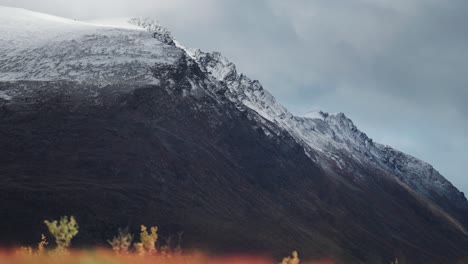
<box><xmin>0</xmin><ymin>217</ymin><xmax>338</xmax><ymax>264</ymax></box>
<box><xmin>0</xmin><ymin>249</ymin><xmax>276</xmax><ymax>264</ymax></box>
<box><xmin>0</xmin><ymin>249</ymin><xmax>338</xmax><ymax>264</ymax></box>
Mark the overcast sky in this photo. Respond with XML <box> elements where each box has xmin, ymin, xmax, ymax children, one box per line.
<box><xmin>1</xmin><ymin>0</ymin><xmax>467</xmax><ymax>194</ymax></box>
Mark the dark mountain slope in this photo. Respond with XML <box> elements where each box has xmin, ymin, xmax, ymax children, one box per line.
<box><xmin>0</xmin><ymin>7</ymin><xmax>467</xmax><ymax>264</ymax></box>
<box><xmin>1</xmin><ymin>78</ymin><xmax>467</xmax><ymax>263</ymax></box>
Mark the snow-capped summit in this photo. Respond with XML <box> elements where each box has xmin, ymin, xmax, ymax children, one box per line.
<box><xmin>0</xmin><ymin>6</ymin><xmax>181</xmax><ymax>85</ymax></box>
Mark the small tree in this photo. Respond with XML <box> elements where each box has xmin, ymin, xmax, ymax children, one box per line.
<box><xmin>37</xmin><ymin>234</ymin><xmax>48</xmax><ymax>255</ymax></box>
<box><xmin>290</xmin><ymin>251</ymin><xmax>300</xmax><ymax>264</ymax></box>
<box><xmin>44</xmin><ymin>216</ymin><xmax>79</xmax><ymax>251</ymax></box>
<box><xmin>134</xmin><ymin>242</ymin><xmax>145</xmax><ymax>256</ymax></box>
<box><xmin>134</xmin><ymin>225</ymin><xmax>158</xmax><ymax>255</ymax></box>
<box><xmin>108</xmin><ymin>228</ymin><xmax>133</xmax><ymax>255</ymax></box>
<box><xmin>160</xmin><ymin>235</ymin><xmax>173</xmax><ymax>256</ymax></box>
<box><xmin>280</xmin><ymin>251</ymin><xmax>300</xmax><ymax>264</ymax></box>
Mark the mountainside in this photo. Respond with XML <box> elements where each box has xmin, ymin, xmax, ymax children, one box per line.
<box><xmin>185</xmin><ymin>48</ymin><xmax>468</xmax><ymax>225</ymax></box>
<box><xmin>0</xmin><ymin>7</ymin><xmax>467</xmax><ymax>264</ymax></box>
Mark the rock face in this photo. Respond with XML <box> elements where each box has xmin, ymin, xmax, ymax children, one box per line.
<box><xmin>0</xmin><ymin>6</ymin><xmax>467</xmax><ymax>264</ymax></box>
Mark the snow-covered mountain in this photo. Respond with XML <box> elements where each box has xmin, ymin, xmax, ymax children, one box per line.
<box><xmin>1</xmin><ymin>6</ymin><xmax>468</xmax><ymax>263</ymax></box>
<box><xmin>0</xmin><ymin>7</ymin><xmax>180</xmax><ymax>85</ymax></box>
<box><xmin>185</xmin><ymin>47</ymin><xmax>468</xmax><ymax>218</ymax></box>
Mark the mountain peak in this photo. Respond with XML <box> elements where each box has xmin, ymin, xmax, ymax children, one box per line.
<box><xmin>301</xmin><ymin>110</ymin><xmax>326</xmax><ymax>120</ymax></box>
<box><xmin>188</xmin><ymin>50</ymin><xmax>238</xmax><ymax>82</ymax></box>
<box><xmin>0</xmin><ymin>8</ymin><xmax>182</xmax><ymax>85</ymax></box>
<box><xmin>127</xmin><ymin>17</ymin><xmax>174</xmax><ymax>45</ymax></box>
<box><xmin>301</xmin><ymin>110</ymin><xmax>348</xmax><ymax>121</ymax></box>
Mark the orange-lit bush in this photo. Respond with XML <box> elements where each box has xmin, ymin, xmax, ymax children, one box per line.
<box><xmin>280</xmin><ymin>251</ymin><xmax>300</xmax><ymax>264</ymax></box>
<box><xmin>108</xmin><ymin>228</ymin><xmax>133</xmax><ymax>255</ymax></box>
<box><xmin>133</xmin><ymin>225</ymin><xmax>158</xmax><ymax>255</ymax></box>
<box><xmin>37</xmin><ymin>234</ymin><xmax>48</xmax><ymax>255</ymax></box>
<box><xmin>0</xmin><ymin>217</ymin><xmax>341</xmax><ymax>264</ymax></box>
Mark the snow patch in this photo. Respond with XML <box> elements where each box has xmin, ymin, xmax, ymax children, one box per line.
<box><xmin>86</xmin><ymin>18</ymin><xmax>144</xmax><ymax>30</ymax></box>
<box><xmin>0</xmin><ymin>6</ymin><xmax>181</xmax><ymax>85</ymax></box>
<box><xmin>0</xmin><ymin>91</ymin><xmax>12</xmax><ymax>100</ymax></box>
<box><xmin>174</xmin><ymin>40</ymin><xmax>198</xmax><ymax>60</ymax></box>
<box><xmin>302</xmin><ymin>110</ymin><xmax>325</xmax><ymax>120</ymax></box>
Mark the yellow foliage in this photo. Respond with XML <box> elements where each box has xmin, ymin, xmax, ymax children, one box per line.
<box><xmin>280</xmin><ymin>251</ymin><xmax>300</xmax><ymax>264</ymax></box>
<box><xmin>134</xmin><ymin>242</ymin><xmax>145</xmax><ymax>256</ymax></box>
<box><xmin>15</xmin><ymin>246</ymin><xmax>33</xmax><ymax>256</ymax></box>
<box><xmin>1</xmin><ymin>249</ymin><xmax>274</xmax><ymax>264</ymax></box>
<box><xmin>37</xmin><ymin>234</ymin><xmax>48</xmax><ymax>255</ymax></box>
<box><xmin>134</xmin><ymin>225</ymin><xmax>158</xmax><ymax>255</ymax></box>
<box><xmin>108</xmin><ymin>228</ymin><xmax>133</xmax><ymax>255</ymax></box>
<box><xmin>44</xmin><ymin>216</ymin><xmax>79</xmax><ymax>251</ymax></box>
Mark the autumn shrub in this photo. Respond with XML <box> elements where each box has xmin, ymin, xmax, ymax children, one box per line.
<box><xmin>108</xmin><ymin>228</ymin><xmax>133</xmax><ymax>255</ymax></box>
<box><xmin>134</xmin><ymin>225</ymin><xmax>158</xmax><ymax>255</ymax></box>
<box><xmin>280</xmin><ymin>251</ymin><xmax>300</xmax><ymax>264</ymax></box>
<box><xmin>44</xmin><ymin>216</ymin><xmax>78</xmax><ymax>251</ymax></box>
<box><xmin>15</xmin><ymin>247</ymin><xmax>33</xmax><ymax>256</ymax></box>
<box><xmin>37</xmin><ymin>234</ymin><xmax>48</xmax><ymax>256</ymax></box>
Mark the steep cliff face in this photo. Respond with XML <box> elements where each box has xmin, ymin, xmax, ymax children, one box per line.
<box><xmin>1</xmin><ymin>7</ymin><xmax>467</xmax><ymax>264</ymax></box>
